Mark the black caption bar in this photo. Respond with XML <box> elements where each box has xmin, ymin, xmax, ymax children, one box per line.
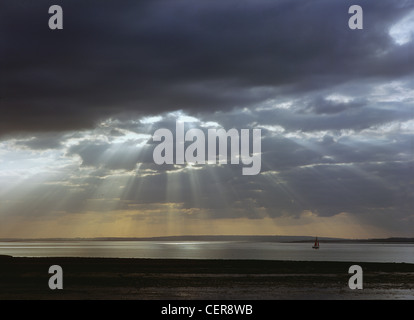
<box><xmin>0</xmin><ymin>300</ymin><xmax>405</xmax><ymax>320</ymax></box>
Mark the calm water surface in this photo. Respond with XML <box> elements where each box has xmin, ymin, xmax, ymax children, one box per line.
<box><xmin>0</xmin><ymin>241</ymin><xmax>413</xmax><ymax>263</ymax></box>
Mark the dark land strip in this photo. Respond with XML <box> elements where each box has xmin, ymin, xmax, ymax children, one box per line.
<box><xmin>1</xmin><ymin>256</ymin><xmax>413</xmax><ymax>299</ymax></box>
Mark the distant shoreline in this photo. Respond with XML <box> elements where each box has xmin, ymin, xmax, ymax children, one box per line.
<box><xmin>1</xmin><ymin>257</ymin><xmax>413</xmax><ymax>299</ymax></box>
<box><xmin>1</xmin><ymin>235</ymin><xmax>414</xmax><ymax>243</ymax></box>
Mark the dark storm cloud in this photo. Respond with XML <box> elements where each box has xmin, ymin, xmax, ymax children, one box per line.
<box><xmin>207</xmin><ymin>97</ymin><xmax>413</xmax><ymax>133</ymax></box>
<box><xmin>1</xmin><ymin>0</ymin><xmax>414</xmax><ymax>135</ymax></box>
<box><xmin>305</xmin><ymin>97</ymin><xmax>366</xmax><ymax>115</ymax></box>
<box><xmin>13</xmin><ymin>133</ymin><xmax>63</xmax><ymax>150</ymax></box>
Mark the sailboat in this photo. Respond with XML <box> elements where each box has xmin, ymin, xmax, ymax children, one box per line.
<box><xmin>312</xmin><ymin>237</ymin><xmax>319</xmax><ymax>249</ymax></box>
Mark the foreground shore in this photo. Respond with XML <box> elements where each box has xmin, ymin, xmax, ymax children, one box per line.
<box><xmin>0</xmin><ymin>256</ymin><xmax>413</xmax><ymax>299</ymax></box>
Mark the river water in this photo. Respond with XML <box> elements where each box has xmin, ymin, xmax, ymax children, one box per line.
<box><xmin>0</xmin><ymin>241</ymin><xmax>413</xmax><ymax>263</ymax></box>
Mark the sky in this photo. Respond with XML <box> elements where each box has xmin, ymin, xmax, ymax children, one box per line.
<box><xmin>0</xmin><ymin>0</ymin><xmax>414</xmax><ymax>239</ymax></box>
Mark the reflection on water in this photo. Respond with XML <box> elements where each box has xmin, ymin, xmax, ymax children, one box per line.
<box><xmin>0</xmin><ymin>241</ymin><xmax>413</xmax><ymax>263</ymax></box>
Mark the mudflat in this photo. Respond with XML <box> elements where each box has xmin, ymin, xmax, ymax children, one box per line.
<box><xmin>0</xmin><ymin>256</ymin><xmax>413</xmax><ymax>299</ymax></box>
